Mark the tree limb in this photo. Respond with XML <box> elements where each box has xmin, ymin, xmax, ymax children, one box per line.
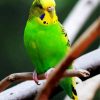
<box><xmin>0</xmin><ymin>70</ymin><xmax>89</xmax><ymax>92</ymax></box>
<box><xmin>0</xmin><ymin>80</ymin><xmax>45</xmax><ymax>100</ymax></box>
<box><xmin>0</xmin><ymin>74</ymin><xmax>99</xmax><ymax>100</ymax></box>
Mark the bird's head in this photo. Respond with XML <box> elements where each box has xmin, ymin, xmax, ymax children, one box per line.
<box><xmin>29</xmin><ymin>0</ymin><xmax>58</xmax><ymax>25</ymax></box>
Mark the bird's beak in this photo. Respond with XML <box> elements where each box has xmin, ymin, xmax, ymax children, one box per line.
<box><xmin>47</xmin><ymin>6</ymin><xmax>54</xmax><ymax>12</ymax></box>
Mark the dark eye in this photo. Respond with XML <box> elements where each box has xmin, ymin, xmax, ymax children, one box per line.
<box><xmin>38</xmin><ymin>5</ymin><xmax>43</xmax><ymax>9</ymax></box>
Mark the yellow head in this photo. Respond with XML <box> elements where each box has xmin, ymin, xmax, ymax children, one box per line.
<box><xmin>29</xmin><ymin>0</ymin><xmax>58</xmax><ymax>25</ymax></box>
<box><xmin>39</xmin><ymin>0</ymin><xmax>56</xmax><ymax>9</ymax></box>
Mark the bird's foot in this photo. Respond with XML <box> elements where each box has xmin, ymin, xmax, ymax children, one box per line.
<box><xmin>32</xmin><ymin>70</ymin><xmax>40</xmax><ymax>85</ymax></box>
<box><xmin>45</xmin><ymin>68</ymin><xmax>55</xmax><ymax>79</ymax></box>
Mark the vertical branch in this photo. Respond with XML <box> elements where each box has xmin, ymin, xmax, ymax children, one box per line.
<box><xmin>36</xmin><ymin>18</ymin><xmax>100</xmax><ymax>100</ymax></box>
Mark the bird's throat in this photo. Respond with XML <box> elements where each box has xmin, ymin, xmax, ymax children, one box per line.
<box><xmin>37</xmin><ymin>10</ymin><xmax>58</xmax><ymax>25</ymax></box>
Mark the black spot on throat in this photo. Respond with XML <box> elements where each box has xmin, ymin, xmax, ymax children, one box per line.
<box><xmin>43</xmin><ymin>21</ymin><xmax>46</xmax><ymax>24</ymax></box>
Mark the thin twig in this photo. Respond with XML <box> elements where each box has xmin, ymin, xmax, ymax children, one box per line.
<box><xmin>0</xmin><ymin>72</ymin><xmax>43</xmax><ymax>93</ymax></box>
<box><xmin>0</xmin><ymin>69</ymin><xmax>89</xmax><ymax>92</ymax></box>
<box><xmin>36</xmin><ymin>18</ymin><xmax>100</xmax><ymax>100</ymax></box>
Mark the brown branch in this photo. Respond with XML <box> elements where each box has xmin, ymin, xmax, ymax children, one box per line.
<box><xmin>0</xmin><ymin>72</ymin><xmax>33</xmax><ymax>92</ymax></box>
<box><xmin>0</xmin><ymin>75</ymin><xmax>99</xmax><ymax>100</ymax></box>
<box><xmin>36</xmin><ymin>18</ymin><xmax>100</xmax><ymax>100</ymax></box>
<box><xmin>0</xmin><ymin>69</ymin><xmax>89</xmax><ymax>93</ymax></box>
<box><xmin>0</xmin><ymin>72</ymin><xmax>44</xmax><ymax>93</ymax></box>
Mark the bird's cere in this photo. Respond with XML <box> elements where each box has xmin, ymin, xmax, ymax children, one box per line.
<box><xmin>47</xmin><ymin>6</ymin><xmax>54</xmax><ymax>12</ymax></box>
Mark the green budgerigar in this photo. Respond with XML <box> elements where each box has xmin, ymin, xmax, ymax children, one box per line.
<box><xmin>24</xmin><ymin>0</ymin><xmax>78</xmax><ymax>99</ymax></box>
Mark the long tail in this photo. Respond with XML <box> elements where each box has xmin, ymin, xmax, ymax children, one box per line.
<box><xmin>59</xmin><ymin>77</ymin><xmax>78</xmax><ymax>100</ymax></box>
<box><xmin>72</xmin><ymin>77</ymin><xmax>78</xmax><ymax>100</ymax></box>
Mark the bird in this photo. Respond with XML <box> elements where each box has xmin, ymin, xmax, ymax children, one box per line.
<box><xmin>24</xmin><ymin>0</ymin><xmax>78</xmax><ymax>99</ymax></box>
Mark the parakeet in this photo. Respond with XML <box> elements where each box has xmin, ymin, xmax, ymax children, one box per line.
<box><xmin>24</xmin><ymin>0</ymin><xmax>78</xmax><ymax>99</ymax></box>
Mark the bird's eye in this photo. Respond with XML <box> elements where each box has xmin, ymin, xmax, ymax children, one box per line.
<box><xmin>37</xmin><ymin>5</ymin><xmax>43</xmax><ymax>9</ymax></box>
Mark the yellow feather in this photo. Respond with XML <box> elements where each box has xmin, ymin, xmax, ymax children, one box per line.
<box><xmin>37</xmin><ymin>10</ymin><xmax>58</xmax><ymax>25</ymax></box>
<box><xmin>40</xmin><ymin>0</ymin><xmax>56</xmax><ymax>9</ymax></box>
<box><xmin>72</xmin><ymin>78</ymin><xmax>78</xmax><ymax>100</ymax></box>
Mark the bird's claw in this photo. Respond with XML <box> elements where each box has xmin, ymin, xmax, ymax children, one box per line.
<box><xmin>33</xmin><ymin>70</ymin><xmax>40</xmax><ymax>85</ymax></box>
<box><xmin>45</xmin><ymin>68</ymin><xmax>55</xmax><ymax>79</ymax></box>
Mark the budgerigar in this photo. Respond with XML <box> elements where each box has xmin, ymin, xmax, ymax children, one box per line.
<box><xmin>24</xmin><ymin>0</ymin><xmax>78</xmax><ymax>99</ymax></box>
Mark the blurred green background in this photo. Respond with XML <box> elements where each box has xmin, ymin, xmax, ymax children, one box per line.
<box><xmin>0</xmin><ymin>0</ymin><xmax>99</xmax><ymax>80</ymax></box>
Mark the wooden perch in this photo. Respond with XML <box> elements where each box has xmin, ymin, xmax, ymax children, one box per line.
<box><xmin>36</xmin><ymin>18</ymin><xmax>100</xmax><ymax>100</ymax></box>
<box><xmin>0</xmin><ymin>81</ymin><xmax>45</xmax><ymax>100</ymax></box>
<box><xmin>74</xmin><ymin>48</ymin><xmax>100</xmax><ymax>71</ymax></box>
<box><xmin>0</xmin><ymin>75</ymin><xmax>99</xmax><ymax>100</ymax></box>
<box><xmin>0</xmin><ymin>70</ymin><xmax>89</xmax><ymax>92</ymax></box>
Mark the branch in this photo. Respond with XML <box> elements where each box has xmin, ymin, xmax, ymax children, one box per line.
<box><xmin>36</xmin><ymin>18</ymin><xmax>100</xmax><ymax>100</ymax></box>
<box><xmin>0</xmin><ymin>72</ymin><xmax>32</xmax><ymax>92</ymax></box>
<box><xmin>74</xmin><ymin>48</ymin><xmax>100</xmax><ymax>80</ymax></box>
<box><xmin>0</xmin><ymin>70</ymin><xmax>89</xmax><ymax>92</ymax></box>
<box><xmin>74</xmin><ymin>48</ymin><xmax>100</xmax><ymax>70</ymax></box>
<box><xmin>0</xmin><ymin>75</ymin><xmax>99</xmax><ymax>100</ymax></box>
<box><xmin>0</xmin><ymin>80</ymin><xmax>45</xmax><ymax>100</ymax></box>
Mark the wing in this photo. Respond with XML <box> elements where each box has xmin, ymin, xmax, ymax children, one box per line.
<box><xmin>59</xmin><ymin>23</ymin><xmax>78</xmax><ymax>100</ymax></box>
<box><xmin>59</xmin><ymin>23</ymin><xmax>71</xmax><ymax>47</ymax></box>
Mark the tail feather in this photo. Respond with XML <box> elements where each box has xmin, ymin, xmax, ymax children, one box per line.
<box><xmin>72</xmin><ymin>77</ymin><xmax>78</xmax><ymax>100</ymax></box>
<box><xmin>59</xmin><ymin>77</ymin><xmax>78</xmax><ymax>100</ymax></box>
